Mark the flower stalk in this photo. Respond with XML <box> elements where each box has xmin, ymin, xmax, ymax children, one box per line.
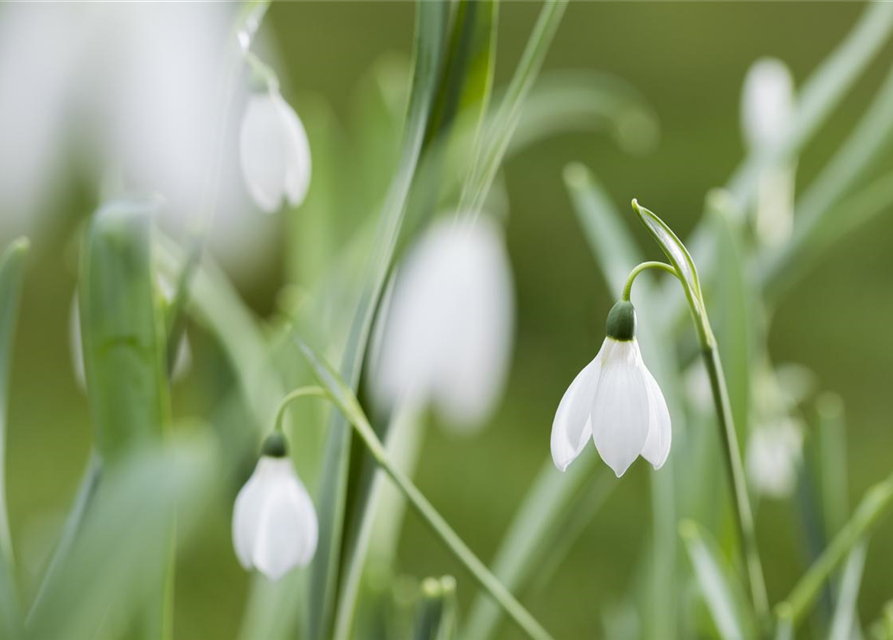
<box><xmin>627</xmin><ymin>201</ymin><xmax>771</xmax><ymax>632</ymax></box>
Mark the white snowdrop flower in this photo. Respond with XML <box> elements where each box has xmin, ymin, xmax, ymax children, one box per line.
<box><xmin>369</xmin><ymin>215</ymin><xmax>515</xmax><ymax>432</ymax></box>
<box><xmin>741</xmin><ymin>58</ymin><xmax>797</xmax><ymax>246</ymax></box>
<box><xmin>239</xmin><ymin>87</ymin><xmax>311</xmax><ymax>213</ymax></box>
<box><xmin>741</xmin><ymin>57</ymin><xmax>794</xmax><ymax>151</ymax></box>
<box><xmin>551</xmin><ymin>300</ymin><xmax>671</xmax><ymax>477</ymax></box>
<box><xmin>746</xmin><ymin>418</ymin><xmax>803</xmax><ymax>499</ymax></box>
<box><xmin>232</xmin><ymin>433</ymin><xmax>318</xmax><ymax>581</ymax></box>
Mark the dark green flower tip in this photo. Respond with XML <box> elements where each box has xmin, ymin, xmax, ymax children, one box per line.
<box><xmin>605</xmin><ymin>300</ymin><xmax>636</xmax><ymax>341</ymax></box>
<box><xmin>261</xmin><ymin>432</ymin><xmax>289</xmax><ymax>458</ymax></box>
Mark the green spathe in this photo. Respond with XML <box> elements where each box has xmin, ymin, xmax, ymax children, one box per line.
<box><xmin>605</xmin><ymin>300</ymin><xmax>636</xmax><ymax>341</ymax></box>
<box><xmin>262</xmin><ymin>432</ymin><xmax>288</xmax><ymax>458</ymax></box>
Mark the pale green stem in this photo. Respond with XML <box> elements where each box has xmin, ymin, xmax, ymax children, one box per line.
<box><xmin>620</xmin><ymin>261</ymin><xmax>679</xmax><ymax>301</ymax></box>
<box><xmin>273</xmin><ymin>386</ymin><xmax>327</xmax><ymax>433</ymax></box>
<box><xmin>776</xmin><ymin>471</ymin><xmax>893</xmax><ymax>629</ymax></box>
<box><xmin>624</xmin><ymin>261</ymin><xmax>770</xmax><ymax>632</ymax></box>
<box><xmin>274</xmin><ymin>388</ymin><xmax>554</xmax><ymax>640</ymax></box>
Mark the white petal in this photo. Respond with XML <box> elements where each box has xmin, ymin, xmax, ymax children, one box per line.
<box><xmin>550</xmin><ymin>342</ymin><xmax>609</xmax><ymax>472</ymax></box>
<box><xmin>591</xmin><ymin>340</ymin><xmax>650</xmax><ymax>477</ymax></box>
<box><xmin>250</xmin><ymin>459</ymin><xmax>317</xmax><ymax>581</ymax></box>
<box><xmin>240</xmin><ymin>90</ymin><xmax>311</xmax><ymax>213</ymax></box>
<box><xmin>232</xmin><ymin>464</ymin><xmax>267</xmax><ymax>570</ymax></box>
<box><xmin>275</xmin><ymin>94</ymin><xmax>312</xmax><ymax>208</ymax></box>
<box><xmin>640</xmin><ymin>364</ymin><xmax>672</xmax><ymax>470</ymax></box>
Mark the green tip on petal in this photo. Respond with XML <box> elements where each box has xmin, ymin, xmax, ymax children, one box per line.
<box><xmin>261</xmin><ymin>432</ymin><xmax>288</xmax><ymax>458</ymax></box>
<box><xmin>606</xmin><ymin>300</ymin><xmax>636</xmax><ymax>341</ymax></box>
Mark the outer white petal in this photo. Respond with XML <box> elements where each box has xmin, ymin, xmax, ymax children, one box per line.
<box><xmin>232</xmin><ymin>465</ymin><xmax>268</xmax><ymax>570</ymax></box>
<box><xmin>591</xmin><ymin>339</ymin><xmax>650</xmax><ymax>477</ymax></box>
<box><xmin>274</xmin><ymin>93</ymin><xmax>312</xmax><ymax>209</ymax></box>
<box><xmin>240</xmin><ymin>90</ymin><xmax>311</xmax><ymax>213</ymax></box>
<box><xmin>550</xmin><ymin>342</ymin><xmax>609</xmax><ymax>472</ymax></box>
<box><xmin>741</xmin><ymin>58</ymin><xmax>794</xmax><ymax>150</ymax></box>
<box><xmin>640</xmin><ymin>363</ymin><xmax>672</xmax><ymax>470</ymax></box>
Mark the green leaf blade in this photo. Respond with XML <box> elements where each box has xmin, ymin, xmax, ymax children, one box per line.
<box><xmin>80</xmin><ymin>199</ymin><xmax>171</xmax><ymax>459</ymax></box>
<box><xmin>0</xmin><ymin>237</ymin><xmax>29</xmax><ymax>640</ymax></box>
<box><xmin>680</xmin><ymin>520</ymin><xmax>757</xmax><ymax>640</ymax></box>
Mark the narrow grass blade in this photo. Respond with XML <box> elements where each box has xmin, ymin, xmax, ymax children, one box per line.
<box><xmin>307</xmin><ymin>3</ymin><xmax>450</xmax><ymax>637</ymax></box>
<box><xmin>778</xmin><ymin>470</ymin><xmax>893</xmax><ymax>629</ymax></box>
<box><xmin>79</xmin><ymin>199</ymin><xmax>171</xmax><ymax>459</ymax></box>
<box><xmin>26</xmin><ymin>433</ymin><xmax>217</xmax><ymax>640</ymax></box>
<box><xmin>829</xmin><ymin>542</ymin><xmax>868</xmax><ymax>640</ymax></box>
<box><xmin>460</xmin><ymin>0</ymin><xmax>568</xmax><ymax>215</ymax></box>
<box><xmin>816</xmin><ymin>393</ymin><xmax>848</xmax><ymax>537</ymax></box>
<box><xmin>0</xmin><ymin>237</ymin><xmax>28</xmax><ymax>640</ymax></box>
<box><xmin>680</xmin><ymin>520</ymin><xmax>757</xmax><ymax>640</ymax></box>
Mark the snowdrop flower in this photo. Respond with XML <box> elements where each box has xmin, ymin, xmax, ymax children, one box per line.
<box><xmin>232</xmin><ymin>433</ymin><xmax>318</xmax><ymax>581</ymax></box>
<box><xmin>551</xmin><ymin>300</ymin><xmax>671</xmax><ymax>477</ymax></box>
<box><xmin>239</xmin><ymin>87</ymin><xmax>311</xmax><ymax>213</ymax></box>
<box><xmin>741</xmin><ymin>58</ymin><xmax>796</xmax><ymax>246</ymax></box>
<box><xmin>369</xmin><ymin>215</ymin><xmax>514</xmax><ymax>432</ymax></box>
<box><xmin>746</xmin><ymin>418</ymin><xmax>803</xmax><ymax>499</ymax></box>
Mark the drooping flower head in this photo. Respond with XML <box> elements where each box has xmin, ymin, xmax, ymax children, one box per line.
<box><xmin>369</xmin><ymin>214</ymin><xmax>515</xmax><ymax>432</ymax></box>
<box><xmin>551</xmin><ymin>300</ymin><xmax>671</xmax><ymax>477</ymax></box>
<box><xmin>232</xmin><ymin>432</ymin><xmax>318</xmax><ymax>581</ymax></box>
<box><xmin>239</xmin><ymin>86</ymin><xmax>311</xmax><ymax>214</ymax></box>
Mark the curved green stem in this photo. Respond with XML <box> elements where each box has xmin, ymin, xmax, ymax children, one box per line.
<box><xmin>272</xmin><ymin>386</ymin><xmax>327</xmax><ymax>433</ymax></box>
<box><xmin>621</xmin><ymin>261</ymin><xmax>680</xmax><ymax>301</ymax></box>
<box><xmin>276</xmin><ymin>380</ymin><xmax>554</xmax><ymax>640</ymax></box>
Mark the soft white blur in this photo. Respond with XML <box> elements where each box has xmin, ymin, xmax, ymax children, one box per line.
<box><xmin>741</xmin><ymin>57</ymin><xmax>797</xmax><ymax>246</ymax></box>
<box><xmin>746</xmin><ymin>418</ymin><xmax>803</xmax><ymax>499</ymax></box>
<box><xmin>0</xmin><ymin>4</ymin><xmax>278</xmax><ymax>273</ymax></box>
<box><xmin>369</xmin><ymin>214</ymin><xmax>515</xmax><ymax>433</ymax></box>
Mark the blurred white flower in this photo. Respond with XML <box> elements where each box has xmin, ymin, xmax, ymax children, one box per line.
<box><xmin>369</xmin><ymin>215</ymin><xmax>515</xmax><ymax>432</ymax></box>
<box><xmin>232</xmin><ymin>435</ymin><xmax>318</xmax><ymax>581</ymax></box>
<box><xmin>746</xmin><ymin>418</ymin><xmax>803</xmax><ymax>499</ymax></box>
<box><xmin>239</xmin><ymin>88</ymin><xmax>312</xmax><ymax>213</ymax></box>
<box><xmin>741</xmin><ymin>58</ymin><xmax>795</xmax><ymax>150</ymax></box>
<box><xmin>69</xmin><ymin>285</ymin><xmax>191</xmax><ymax>388</ymax></box>
<box><xmin>0</xmin><ymin>4</ymin><xmax>277</xmax><ymax>273</ymax></box>
<box><xmin>551</xmin><ymin>301</ymin><xmax>671</xmax><ymax>477</ymax></box>
<box><xmin>741</xmin><ymin>57</ymin><xmax>797</xmax><ymax>246</ymax></box>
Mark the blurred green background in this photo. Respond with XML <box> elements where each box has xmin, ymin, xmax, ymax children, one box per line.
<box><xmin>5</xmin><ymin>2</ymin><xmax>893</xmax><ymax>638</ymax></box>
